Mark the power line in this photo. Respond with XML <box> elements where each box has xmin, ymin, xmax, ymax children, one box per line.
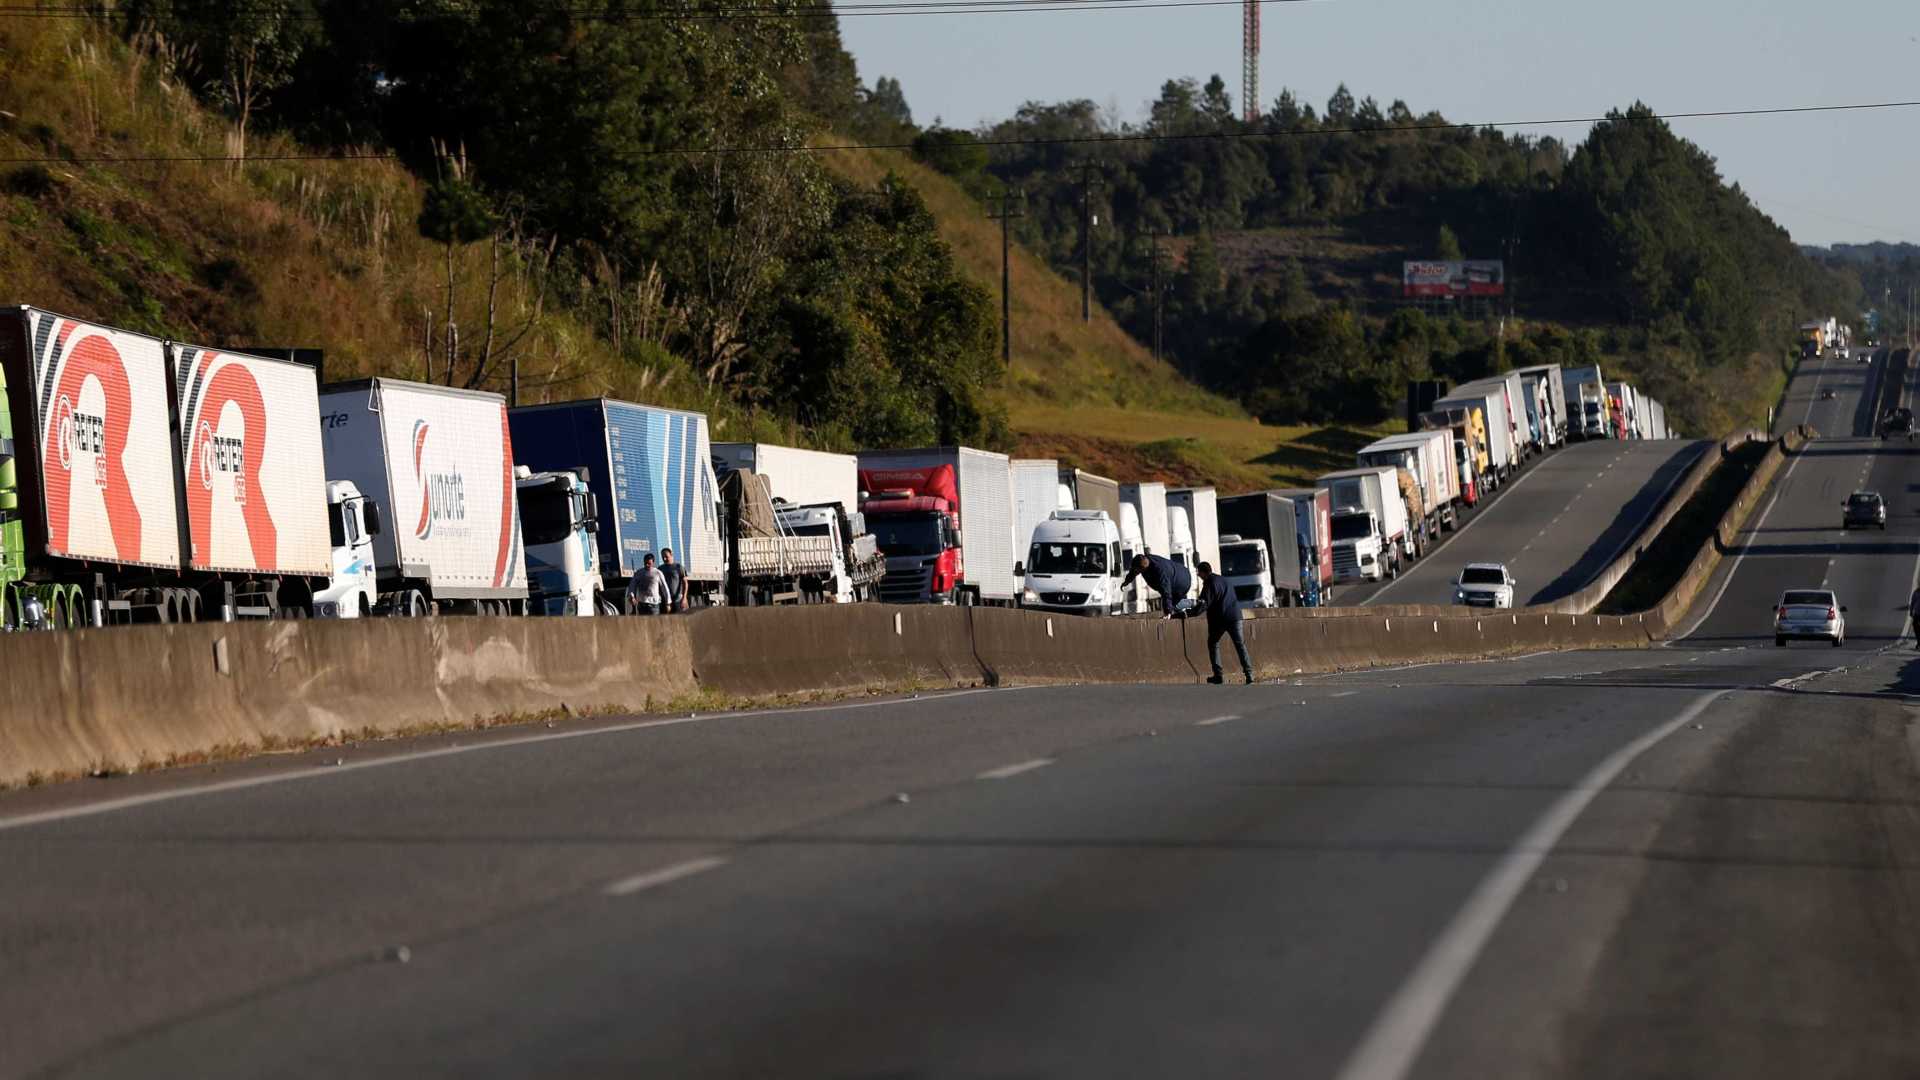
<box><xmin>5</xmin><ymin>100</ymin><xmax>1919</xmax><ymax>166</ymax></box>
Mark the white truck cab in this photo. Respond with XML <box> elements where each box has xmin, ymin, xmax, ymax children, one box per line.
<box><xmin>1331</xmin><ymin>508</ymin><xmax>1390</xmax><ymax>582</ymax></box>
<box><xmin>775</xmin><ymin>502</ymin><xmax>869</xmax><ymax>604</ymax></box>
<box><xmin>314</xmin><ymin>480</ymin><xmax>382</xmax><ymax>618</ymax></box>
<box><xmin>516</xmin><ymin>466</ymin><xmax>605</xmax><ymax>616</ymax></box>
<box><xmin>1217</xmin><ymin>533</ymin><xmax>1276</xmax><ymax>609</ymax></box>
<box><xmin>1018</xmin><ymin>510</ymin><xmax>1124</xmax><ymax>616</ymax></box>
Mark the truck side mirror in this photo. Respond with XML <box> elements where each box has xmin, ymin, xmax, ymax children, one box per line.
<box><xmin>363</xmin><ymin>501</ymin><xmax>383</xmax><ymax>536</ymax></box>
<box><xmin>586</xmin><ymin>518</ymin><xmax>599</xmax><ymax>535</ymax></box>
<box><xmin>1014</xmin><ymin>561</ymin><xmax>1026</xmax><ymax>577</ymax></box>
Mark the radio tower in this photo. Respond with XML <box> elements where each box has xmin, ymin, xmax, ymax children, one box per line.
<box><xmin>1242</xmin><ymin>0</ymin><xmax>1260</xmax><ymax>124</ymax></box>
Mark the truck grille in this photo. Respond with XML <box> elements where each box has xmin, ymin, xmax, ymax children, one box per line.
<box><xmin>878</xmin><ymin>566</ymin><xmax>933</xmax><ymax>603</ymax></box>
<box><xmin>1333</xmin><ymin>548</ymin><xmax>1360</xmax><ymax>575</ymax></box>
<box><xmin>1041</xmin><ymin>592</ymin><xmax>1088</xmax><ymax>606</ymax></box>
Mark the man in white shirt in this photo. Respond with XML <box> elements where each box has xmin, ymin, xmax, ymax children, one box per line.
<box><xmin>634</xmin><ymin>554</ymin><xmax>668</xmax><ymax>616</ymax></box>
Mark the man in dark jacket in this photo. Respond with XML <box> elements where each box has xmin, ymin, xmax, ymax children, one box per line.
<box><xmin>1192</xmin><ymin>560</ymin><xmax>1254</xmax><ymax>684</ymax></box>
<box><xmin>1120</xmin><ymin>553</ymin><xmax>1193</xmax><ymax>618</ymax></box>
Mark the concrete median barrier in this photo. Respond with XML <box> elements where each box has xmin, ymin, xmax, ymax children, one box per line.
<box><xmin>690</xmin><ymin>604</ymin><xmax>985</xmax><ymax>697</ymax></box>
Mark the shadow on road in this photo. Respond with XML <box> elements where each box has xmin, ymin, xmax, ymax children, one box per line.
<box><xmin>1526</xmin><ymin>444</ymin><xmax>1709</xmax><ymax>605</ymax></box>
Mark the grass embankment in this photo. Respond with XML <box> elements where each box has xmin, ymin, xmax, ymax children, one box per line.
<box><xmin>1596</xmin><ymin>440</ymin><xmax>1769</xmax><ymax>615</ymax></box>
<box><xmin>825</xmin><ymin>144</ymin><xmax>1401</xmax><ymax>492</ymax></box>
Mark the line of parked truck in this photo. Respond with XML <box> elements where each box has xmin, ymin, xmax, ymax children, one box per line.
<box><xmin>0</xmin><ymin>308</ymin><xmax>1684</xmax><ymax>630</ymax></box>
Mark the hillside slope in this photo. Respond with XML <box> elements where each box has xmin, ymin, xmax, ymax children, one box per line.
<box><xmin>824</xmin><ymin>146</ymin><xmax>1394</xmax><ymax>489</ymax></box>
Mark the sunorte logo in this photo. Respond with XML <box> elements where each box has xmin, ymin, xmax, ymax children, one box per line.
<box><xmin>412</xmin><ymin>420</ymin><xmax>468</xmax><ymax>540</ymax></box>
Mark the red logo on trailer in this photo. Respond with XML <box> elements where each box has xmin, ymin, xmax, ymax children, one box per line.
<box><xmin>40</xmin><ymin>323</ymin><xmax>142</xmax><ymax>562</ymax></box>
<box><xmin>184</xmin><ymin>357</ymin><xmax>279</xmax><ymax>570</ymax></box>
<box><xmin>491</xmin><ymin>404</ymin><xmax>518</xmax><ymax>588</ymax></box>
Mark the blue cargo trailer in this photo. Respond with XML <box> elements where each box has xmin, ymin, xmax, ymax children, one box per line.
<box><xmin>508</xmin><ymin>398</ymin><xmax>725</xmax><ymax>606</ymax></box>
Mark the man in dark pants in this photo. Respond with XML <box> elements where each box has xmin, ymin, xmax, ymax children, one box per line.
<box><xmin>1190</xmin><ymin>560</ymin><xmax>1254</xmax><ymax>684</ymax></box>
<box><xmin>1909</xmin><ymin>587</ymin><xmax>1920</xmax><ymax>650</ymax></box>
<box><xmin>1120</xmin><ymin>553</ymin><xmax>1193</xmax><ymax>618</ymax></box>
<box><xmin>659</xmin><ymin>547</ymin><xmax>687</xmax><ymax>613</ymax></box>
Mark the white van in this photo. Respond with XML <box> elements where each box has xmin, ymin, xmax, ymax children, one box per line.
<box><xmin>1018</xmin><ymin>510</ymin><xmax>1125</xmax><ymax>616</ymax></box>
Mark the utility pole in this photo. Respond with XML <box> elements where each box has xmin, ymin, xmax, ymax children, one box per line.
<box><xmin>1242</xmin><ymin>0</ymin><xmax>1261</xmax><ymax>124</ymax></box>
<box><xmin>1148</xmin><ymin>227</ymin><xmax>1166</xmax><ymax>364</ymax></box>
<box><xmin>988</xmin><ymin>189</ymin><xmax>1025</xmax><ymax>367</ymax></box>
<box><xmin>1078</xmin><ymin>164</ymin><xmax>1103</xmax><ymax>323</ymax></box>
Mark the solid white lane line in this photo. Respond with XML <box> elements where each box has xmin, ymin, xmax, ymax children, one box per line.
<box><xmin>604</xmin><ymin>856</ymin><xmax>729</xmax><ymax>897</ymax></box>
<box><xmin>977</xmin><ymin>758</ymin><xmax>1055</xmax><ymax>781</ymax></box>
<box><xmin>1195</xmin><ymin>714</ymin><xmax>1241</xmax><ymax>727</ymax></box>
<box><xmin>1332</xmin><ymin>690</ymin><xmax>1729</xmax><ymax>1080</ymax></box>
<box><xmin>0</xmin><ymin>686</ymin><xmax>1028</xmax><ymax>833</ymax></box>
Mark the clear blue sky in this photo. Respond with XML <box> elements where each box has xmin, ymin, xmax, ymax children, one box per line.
<box><xmin>840</xmin><ymin>0</ymin><xmax>1920</xmax><ymax>247</ymax></box>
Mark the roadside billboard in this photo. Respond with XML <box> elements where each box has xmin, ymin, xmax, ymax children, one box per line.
<box><xmin>1403</xmin><ymin>260</ymin><xmax>1505</xmax><ymax>298</ymax></box>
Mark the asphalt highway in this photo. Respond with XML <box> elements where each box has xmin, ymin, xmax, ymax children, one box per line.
<box><xmin>1349</xmin><ymin>438</ymin><xmax>1711</xmax><ymax>609</ymax></box>
<box><xmin>5</xmin><ymin>356</ymin><xmax>1920</xmax><ymax>1078</ymax></box>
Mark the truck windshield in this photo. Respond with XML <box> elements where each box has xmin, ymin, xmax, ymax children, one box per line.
<box><xmin>1331</xmin><ymin>515</ymin><xmax>1373</xmax><ymax>542</ymax></box>
<box><xmin>1028</xmin><ymin>543</ymin><xmax>1106</xmax><ymax>574</ymax></box>
<box><xmin>1220</xmin><ymin>545</ymin><xmax>1264</xmax><ymax>576</ymax></box>
<box><xmin>869</xmin><ymin>514</ymin><xmax>944</xmax><ymax>556</ymax></box>
<box><xmin>519</xmin><ymin>483</ymin><xmax>576</xmax><ymax>546</ymax></box>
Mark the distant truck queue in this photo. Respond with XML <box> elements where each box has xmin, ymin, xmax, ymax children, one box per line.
<box><xmin>0</xmin><ymin>303</ymin><xmax>1682</xmax><ymax>630</ymax></box>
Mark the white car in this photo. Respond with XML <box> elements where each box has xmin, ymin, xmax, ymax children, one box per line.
<box><xmin>1454</xmin><ymin>562</ymin><xmax>1516</xmax><ymax>609</ymax></box>
<box><xmin>1775</xmin><ymin>589</ymin><xmax>1846</xmax><ymax>648</ymax></box>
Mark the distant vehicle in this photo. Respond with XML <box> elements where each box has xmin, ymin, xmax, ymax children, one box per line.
<box><xmin>1860</xmin><ymin>349</ymin><xmax>1873</xmax><ymax>364</ymax></box>
<box><xmin>1881</xmin><ymin>408</ymin><xmax>1915</xmax><ymax>440</ymax></box>
<box><xmin>1820</xmin><ymin>388</ymin><xmax>1837</xmax><ymax>400</ymax></box>
<box><xmin>1454</xmin><ymin>562</ymin><xmax>1516</xmax><ymax>609</ymax></box>
<box><xmin>1775</xmin><ymin>588</ymin><xmax>1846</xmax><ymax>648</ymax></box>
<box><xmin>1843</xmin><ymin>491</ymin><xmax>1887</xmax><ymax>531</ymax></box>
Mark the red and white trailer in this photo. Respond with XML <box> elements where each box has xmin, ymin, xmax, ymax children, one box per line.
<box><xmin>0</xmin><ymin>306</ymin><xmax>331</xmax><ymax>626</ymax></box>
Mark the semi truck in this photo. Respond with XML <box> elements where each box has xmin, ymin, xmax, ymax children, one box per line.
<box><xmin>1318</xmin><ymin>466</ymin><xmax>1411</xmax><ymax>583</ymax></box>
<box><xmin>0</xmin><ymin>307</ymin><xmax>333</xmax><ymax>629</ymax></box>
<box><xmin>516</xmin><ymin>465</ymin><xmax>607</xmax><ymax>616</ymax></box>
<box><xmin>1217</xmin><ymin>491</ymin><xmax>1304</xmax><ymax>608</ymax></box>
<box><xmin>1433</xmin><ymin>386</ymin><xmax>1511</xmax><ymax>487</ymax></box>
<box><xmin>1418</xmin><ymin>403</ymin><xmax>1489</xmax><ymax>505</ymax></box>
<box><xmin>1607</xmin><ymin>382</ymin><xmax>1638</xmax><ymax>439</ymax></box>
<box><xmin>1057</xmin><ymin>466</ymin><xmax>1121</xmax><ymax>520</ymax></box>
<box><xmin>508</xmin><ymin>397</ymin><xmax>725</xmax><ymax>611</ymax></box>
<box><xmin>1514</xmin><ymin>365</ymin><xmax>1568</xmax><ymax>448</ymax></box>
<box><xmin>1166</xmin><ymin>487</ymin><xmax>1221</xmax><ymax>574</ymax></box>
<box><xmin>1453</xmin><ymin>376</ymin><xmax>1524</xmax><ymax>470</ymax></box>
<box><xmin>858</xmin><ymin>447</ymin><xmax>1015</xmax><ymax>606</ymax></box>
<box><xmin>711</xmin><ymin>442</ymin><xmax>856</xmax><ymax>512</ymax></box>
<box><xmin>1563</xmin><ymin>365</ymin><xmax>1610</xmax><ymax>439</ymax></box>
<box><xmin>721</xmin><ymin>468</ymin><xmax>883</xmax><ymax>605</ymax></box>
<box><xmin>320</xmin><ymin>378</ymin><xmax>528</xmax><ymax>616</ymax></box>
<box><xmin>1358</xmin><ymin>431</ymin><xmax>1458</xmax><ymax>534</ymax></box>
<box><xmin>1272</xmin><ymin>487</ymin><xmax>1335</xmax><ymax>606</ymax></box>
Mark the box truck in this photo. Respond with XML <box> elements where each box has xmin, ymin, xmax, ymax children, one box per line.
<box><xmin>1119</xmin><ymin>482</ymin><xmax>1171</xmax><ymax>612</ymax></box>
<box><xmin>1272</xmin><ymin>487</ymin><xmax>1335</xmax><ymax>606</ymax></box>
<box><xmin>1437</xmin><ymin>385</ymin><xmax>1512</xmax><ymax>484</ymax></box>
<box><xmin>1514</xmin><ymin>365</ymin><xmax>1567</xmax><ymax>448</ymax></box>
<box><xmin>1010</xmin><ymin>458</ymin><xmax>1062</xmax><ymax>589</ymax></box>
<box><xmin>1563</xmin><ymin>365</ymin><xmax>1609</xmax><ymax>439</ymax></box>
<box><xmin>320</xmin><ymin>378</ymin><xmax>528</xmax><ymax>615</ymax></box>
<box><xmin>1217</xmin><ymin>491</ymin><xmax>1305</xmax><ymax>608</ymax></box>
<box><xmin>711</xmin><ymin>442</ymin><xmax>857</xmax><ymax>512</ymax></box>
<box><xmin>859</xmin><ymin>447</ymin><xmax>1015</xmax><ymax>605</ymax></box>
<box><xmin>1317</xmin><ymin>467</ymin><xmax>1411</xmax><ymax>583</ymax></box>
<box><xmin>1167</xmin><ymin>487</ymin><xmax>1221</xmax><ymax>573</ymax></box>
<box><xmin>508</xmin><ymin>398</ymin><xmax>724</xmax><ymax>611</ymax></box>
<box><xmin>0</xmin><ymin>307</ymin><xmax>332</xmax><ymax>628</ymax></box>
<box><xmin>1058</xmin><ymin>467</ymin><xmax>1121</xmax><ymax>520</ymax></box>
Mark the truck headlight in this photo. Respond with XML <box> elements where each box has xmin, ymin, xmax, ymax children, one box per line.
<box><xmin>1022</xmin><ymin>588</ymin><xmax>1040</xmax><ymax>604</ymax></box>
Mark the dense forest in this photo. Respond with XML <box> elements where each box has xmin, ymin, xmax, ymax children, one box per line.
<box><xmin>916</xmin><ymin>82</ymin><xmax>1861</xmax><ymax>434</ymax></box>
<box><xmin>84</xmin><ymin>0</ymin><xmax>1006</xmax><ymax>450</ymax></box>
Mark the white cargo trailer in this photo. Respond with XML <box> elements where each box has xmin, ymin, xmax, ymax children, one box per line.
<box><xmin>319</xmin><ymin>378</ymin><xmax>528</xmax><ymax>614</ymax></box>
<box><xmin>1358</xmin><ymin>431</ymin><xmax>1457</xmax><ymax>532</ymax></box>
<box><xmin>711</xmin><ymin>442</ymin><xmax>856</xmax><ymax>512</ymax></box>
<box><xmin>1514</xmin><ymin>364</ymin><xmax>1568</xmax><ymax>448</ymax></box>
<box><xmin>1166</xmin><ymin>487</ymin><xmax>1220</xmax><ymax>573</ymax></box>
<box><xmin>1120</xmin><ymin>481</ymin><xmax>1169</xmax><ymax>611</ymax></box>
<box><xmin>171</xmin><ymin>344</ymin><xmax>332</xmax><ymax>579</ymax></box>
<box><xmin>1010</xmin><ymin>458</ymin><xmax>1061</xmax><ymax>588</ymax></box>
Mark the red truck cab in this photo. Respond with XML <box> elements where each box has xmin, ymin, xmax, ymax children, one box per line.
<box><xmin>859</xmin><ymin>465</ymin><xmax>964</xmax><ymax>604</ymax></box>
